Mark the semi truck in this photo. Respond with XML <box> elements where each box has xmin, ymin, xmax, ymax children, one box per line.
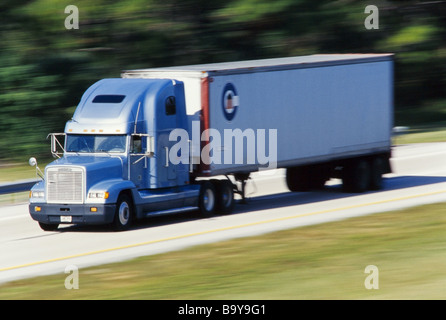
<box><xmin>29</xmin><ymin>54</ymin><xmax>394</xmax><ymax>231</ymax></box>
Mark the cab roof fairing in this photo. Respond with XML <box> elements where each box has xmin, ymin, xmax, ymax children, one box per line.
<box><xmin>64</xmin><ymin>78</ymin><xmax>175</xmax><ymax>135</ymax></box>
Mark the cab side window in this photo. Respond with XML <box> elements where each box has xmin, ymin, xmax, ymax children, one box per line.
<box><xmin>165</xmin><ymin>96</ymin><xmax>176</xmax><ymax>116</ymax></box>
<box><xmin>131</xmin><ymin>136</ymin><xmax>142</xmax><ymax>153</ymax></box>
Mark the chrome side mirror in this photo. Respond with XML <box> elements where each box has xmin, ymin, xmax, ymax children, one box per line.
<box><xmin>29</xmin><ymin>157</ymin><xmax>37</xmax><ymax>167</ymax></box>
<box><xmin>131</xmin><ymin>134</ymin><xmax>154</xmax><ymax>157</ymax></box>
<box><xmin>146</xmin><ymin>135</ymin><xmax>155</xmax><ymax>157</ymax></box>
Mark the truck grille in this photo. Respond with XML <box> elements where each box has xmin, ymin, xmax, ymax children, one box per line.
<box><xmin>46</xmin><ymin>167</ymin><xmax>84</xmax><ymax>204</ymax></box>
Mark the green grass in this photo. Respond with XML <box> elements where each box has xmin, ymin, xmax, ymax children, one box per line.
<box><xmin>393</xmin><ymin>125</ymin><xmax>446</xmax><ymax>145</ymax></box>
<box><xmin>0</xmin><ymin>163</ymin><xmax>37</xmax><ymax>183</ymax></box>
<box><xmin>0</xmin><ymin>192</ymin><xmax>29</xmax><ymax>206</ymax></box>
<box><xmin>0</xmin><ymin>163</ymin><xmax>38</xmax><ymax>205</ymax></box>
<box><xmin>0</xmin><ymin>158</ymin><xmax>54</xmax><ymax>183</ymax></box>
<box><xmin>1</xmin><ymin>202</ymin><xmax>446</xmax><ymax>299</ymax></box>
<box><xmin>0</xmin><ymin>159</ymin><xmax>52</xmax><ymax>205</ymax></box>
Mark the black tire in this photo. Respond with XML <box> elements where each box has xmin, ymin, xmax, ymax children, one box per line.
<box><xmin>286</xmin><ymin>166</ymin><xmax>311</xmax><ymax>192</ymax></box>
<box><xmin>343</xmin><ymin>160</ymin><xmax>371</xmax><ymax>193</ymax></box>
<box><xmin>39</xmin><ymin>222</ymin><xmax>59</xmax><ymax>231</ymax></box>
<box><xmin>309</xmin><ymin>165</ymin><xmax>329</xmax><ymax>190</ymax></box>
<box><xmin>214</xmin><ymin>180</ymin><xmax>235</xmax><ymax>215</ymax></box>
<box><xmin>198</xmin><ymin>181</ymin><xmax>217</xmax><ymax>217</ymax></box>
<box><xmin>112</xmin><ymin>194</ymin><xmax>134</xmax><ymax>231</ymax></box>
<box><xmin>369</xmin><ymin>157</ymin><xmax>384</xmax><ymax>190</ymax></box>
<box><xmin>286</xmin><ymin>165</ymin><xmax>327</xmax><ymax>192</ymax></box>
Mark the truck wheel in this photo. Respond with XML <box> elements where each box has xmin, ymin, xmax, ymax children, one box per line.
<box><xmin>286</xmin><ymin>167</ymin><xmax>310</xmax><ymax>192</ymax></box>
<box><xmin>369</xmin><ymin>157</ymin><xmax>384</xmax><ymax>190</ymax></box>
<box><xmin>309</xmin><ymin>165</ymin><xmax>329</xmax><ymax>190</ymax></box>
<box><xmin>214</xmin><ymin>180</ymin><xmax>235</xmax><ymax>215</ymax></box>
<box><xmin>343</xmin><ymin>160</ymin><xmax>370</xmax><ymax>193</ymax></box>
<box><xmin>39</xmin><ymin>222</ymin><xmax>59</xmax><ymax>231</ymax></box>
<box><xmin>198</xmin><ymin>181</ymin><xmax>216</xmax><ymax>217</ymax></box>
<box><xmin>113</xmin><ymin>194</ymin><xmax>133</xmax><ymax>231</ymax></box>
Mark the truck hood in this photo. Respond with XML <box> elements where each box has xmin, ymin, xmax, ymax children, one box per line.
<box><xmin>46</xmin><ymin>155</ymin><xmax>124</xmax><ymax>187</ymax></box>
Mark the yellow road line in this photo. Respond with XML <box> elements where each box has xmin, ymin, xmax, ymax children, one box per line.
<box><xmin>1</xmin><ymin>188</ymin><xmax>446</xmax><ymax>273</ymax></box>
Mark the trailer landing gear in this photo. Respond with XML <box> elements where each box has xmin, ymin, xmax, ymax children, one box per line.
<box><xmin>234</xmin><ymin>173</ymin><xmax>250</xmax><ymax>204</ymax></box>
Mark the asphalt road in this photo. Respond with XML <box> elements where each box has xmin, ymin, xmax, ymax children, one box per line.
<box><xmin>0</xmin><ymin>142</ymin><xmax>446</xmax><ymax>285</ymax></box>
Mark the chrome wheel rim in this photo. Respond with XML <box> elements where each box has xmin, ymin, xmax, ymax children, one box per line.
<box><xmin>203</xmin><ymin>189</ymin><xmax>215</xmax><ymax>212</ymax></box>
<box><xmin>118</xmin><ymin>201</ymin><xmax>130</xmax><ymax>225</ymax></box>
<box><xmin>221</xmin><ymin>189</ymin><xmax>231</xmax><ymax>207</ymax></box>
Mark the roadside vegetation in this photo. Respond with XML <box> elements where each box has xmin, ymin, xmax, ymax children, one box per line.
<box><xmin>393</xmin><ymin>122</ymin><xmax>446</xmax><ymax>145</ymax></box>
<box><xmin>1</xmin><ymin>1</ymin><xmax>446</xmax><ymax>163</ymax></box>
<box><xmin>0</xmin><ymin>163</ymin><xmax>41</xmax><ymax>183</ymax></box>
<box><xmin>1</xmin><ymin>201</ymin><xmax>446</xmax><ymax>299</ymax></box>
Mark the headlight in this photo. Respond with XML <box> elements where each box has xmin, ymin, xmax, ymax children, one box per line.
<box><xmin>30</xmin><ymin>191</ymin><xmax>45</xmax><ymax>198</ymax></box>
<box><xmin>88</xmin><ymin>192</ymin><xmax>109</xmax><ymax>199</ymax></box>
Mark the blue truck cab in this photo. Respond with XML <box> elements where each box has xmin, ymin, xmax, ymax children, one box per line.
<box><xmin>29</xmin><ymin>78</ymin><xmax>230</xmax><ymax>231</ymax></box>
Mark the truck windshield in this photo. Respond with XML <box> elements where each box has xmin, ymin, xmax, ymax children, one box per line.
<box><xmin>66</xmin><ymin>134</ymin><xmax>127</xmax><ymax>153</ymax></box>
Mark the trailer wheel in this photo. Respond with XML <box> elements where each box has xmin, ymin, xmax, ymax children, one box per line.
<box><xmin>309</xmin><ymin>165</ymin><xmax>329</xmax><ymax>190</ymax></box>
<box><xmin>113</xmin><ymin>194</ymin><xmax>134</xmax><ymax>231</ymax></box>
<box><xmin>198</xmin><ymin>181</ymin><xmax>216</xmax><ymax>216</ymax></box>
<box><xmin>369</xmin><ymin>157</ymin><xmax>384</xmax><ymax>190</ymax></box>
<box><xmin>39</xmin><ymin>222</ymin><xmax>59</xmax><ymax>231</ymax></box>
<box><xmin>214</xmin><ymin>180</ymin><xmax>235</xmax><ymax>215</ymax></box>
<box><xmin>286</xmin><ymin>166</ymin><xmax>310</xmax><ymax>192</ymax></box>
<box><xmin>343</xmin><ymin>160</ymin><xmax>370</xmax><ymax>193</ymax></box>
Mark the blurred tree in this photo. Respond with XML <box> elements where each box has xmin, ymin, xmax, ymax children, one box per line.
<box><xmin>0</xmin><ymin>0</ymin><xmax>445</xmax><ymax>161</ymax></box>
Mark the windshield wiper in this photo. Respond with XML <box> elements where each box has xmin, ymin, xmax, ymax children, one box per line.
<box><xmin>97</xmin><ymin>149</ymin><xmax>112</xmax><ymax>156</ymax></box>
